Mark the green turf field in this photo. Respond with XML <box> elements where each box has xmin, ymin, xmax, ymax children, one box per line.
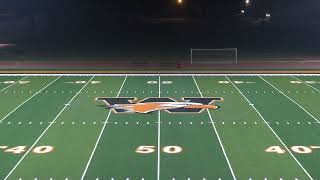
<box><xmin>0</xmin><ymin>74</ymin><xmax>320</xmax><ymax>180</ymax></box>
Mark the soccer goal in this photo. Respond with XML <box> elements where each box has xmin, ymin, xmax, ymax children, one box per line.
<box><xmin>190</xmin><ymin>48</ymin><xmax>238</xmax><ymax>64</ymax></box>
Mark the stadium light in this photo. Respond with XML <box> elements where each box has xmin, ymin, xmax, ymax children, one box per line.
<box><xmin>245</xmin><ymin>0</ymin><xmax>250</xmax><ymax>5</ymax></box>
<box><xmin>266</xmin><ymin>13</ymin><xmax>271</xmax><ymax>18</ymax></box>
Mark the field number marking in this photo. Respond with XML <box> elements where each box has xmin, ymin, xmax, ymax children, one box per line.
<box><xmin>1</xmin><ymin>146</ymin><xmax>54</xmax><ymax>154</ymax></box>
<box><xmin>147</xmin><ymin>81</ymin><xmax>172</xmax><ymax>84</ymax></box>
<box><xmin>135</xmin><ymin>145</ymin><xmax>182</xmax><ymax>154</ymax></box>
<box><xmin>290</xmin><ymin>81</ymin><xmax>320</xmax><ymax>84</ymax></box>
<box><xmin>0</xmin><ymin>81</ymin><xmax>30</xmax><ymax>84</ymax></box>
<box><xmin>265</xmin><ymin>146</ymin><xmax>286</xmax><ymax>154</ymax></box>
<box><xmin>135</xmin><ymin>146</ymin><xmax>155</xmax><ymax>154</ymax></box>
<box><xmin>162</xmin><ymin>146</ymin><xmax>183</xmax><ymax>154</ymax></box>
<box><xmin>33</xmin><ymin>146</ymin><xmax>54</xmax><ymax>154</ymax></box>
<box><xmin>266</xmin><ymin>146</ymin><xmax>319</xmax><ymax>154</ymax></box>
<box><xmin>218</xmin><ymin>81</ymin><xmax>255</xmax><ymax>84</ymax></box>
<box><xmin>65</xmin><ymin>81</ymin><xmax>101</xmax><ymax>84</ymax></box>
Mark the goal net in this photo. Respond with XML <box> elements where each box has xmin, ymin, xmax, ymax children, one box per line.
<box><xmin>190</xmin><ymin>48</ymin><xmax>238</xmax><ymax>64</ymax></box>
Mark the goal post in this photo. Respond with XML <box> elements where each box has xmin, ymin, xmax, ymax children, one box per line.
<box><xmin>190</xmin><ymin>48</ymin><xmax>238</xmax><ymax>64</ymax></box>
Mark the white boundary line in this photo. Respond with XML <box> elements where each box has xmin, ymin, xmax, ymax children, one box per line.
<box><xmin>4</xmin><ymin>76</ymin><xmax>95</xmax><ymax>180</ymax></box>
<box><xmin>81</xmin><ymin>76</ymin><xmax>127</xmax><ymax>180</ymax></box>
<box><xmin>0</xmin><ymin>74</ymin><xmax>320</xmax><ymax>77</ymax></box>
<box><xmin>192</xmin><ymin>76</ymin><xmax>236</xmax><ymax>180</ymax></box>
<box><xmin>157</xmin><ymin>74</ymin><xmax>161</xmax><ymax>180</ymax></box>
<box><xmin>0</xmin><ymin>76</ymin><xmax>62</xmax><ymax>123</ymax></box>
<box><xmin>225</xmin><ymin>75</ymin><xmax>313</xmax><ymax>180</ymax></box>
<box><xmin>259</xmin><ymin>76</ymin><xmax>320</xmax><ymax>123</ymax></box>
<box><xmin>291</xmin><ymin>76</ymin><xmax>320</xmax><ymax>93</ymax></box>
<box><xmin>0</xmin><ymin>76</ymin><xmax>29</xmax><ymax>92</ymax></box>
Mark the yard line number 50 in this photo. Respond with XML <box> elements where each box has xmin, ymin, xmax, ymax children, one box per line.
<box><xmin>135</xmin><ymin>145</ymin><xmax>182</xmax><ymax>154</ymax></box>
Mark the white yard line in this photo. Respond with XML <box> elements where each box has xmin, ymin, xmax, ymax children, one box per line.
<box><xmin>291</xmin><ymin>75</ymin><xmax>320</xmax><ymax>93</ymax></box>
<box><xmin>80</xmin><ymin>76</ymin><xmax>127</xmax><ymax>180</ymax></box>
<box><xmin>0</xmin><ymin>76</ymin><xmax>62</xmax><ymax>123</ymax></box>
<box><xmin>192</xmin><ymin>76</ymin><xmax>236</xmax><ymax>180</ymax></box>
<box><xmin>4</xmin><ymin>76</ymin><xmax>95</xmax><ymax>180</ymax></box>
<box><xmin>259</xmin><ymin>76</ymin><xmax>320</xmax><ymax>123</ymax></box>
<box><xmin>225</xmin><ymin>75</ymin><xmax>313</xmax><ymax>180</ymax></box>
<box><xmin>0</xmin><ymin>76</ymin><xmax>29</xmax><ymax>92</ymax></box>
<box><xmin>157</xmin><ymin>74</ymin><xmax>161</xmax><ymax>180</ymax></box>
<box><xmin>1</xmin><ymin>74</ymin><xmax>320</xmax><ymax>77</ymax></box>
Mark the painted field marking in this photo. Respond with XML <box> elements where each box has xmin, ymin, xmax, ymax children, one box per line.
<box><xmin>81</xmin><ymin>76</ymin><xmax>127</xmax><ymax>180</ymax></box>
<box><xmin>0</xmin><ymin>76</ymin><xmax>62</xmax><ymax>123</ymax></box>
<box><xmin>226</xmin><ymin>75</ymin><xmax>313</xmax><ymax>180</ymax></box>
<box><xmin>4</xmin><ymin>76</ymin><xmax>94</xmax><ymax>180</ymax></box>
<box><xmin>0</xmin><ymin>120</ymin><xmax>318</xmax><ymax>127</ymax></box>
<box><xmin>2</xmin><ymin>73</ymin><xmax>320</xmax><ymax>77</ymax></box>
<box><xmin>0</xmin><ymin>89</ymin><xmax>318</xmax><ymax>95</ymax></box>
<box><xmin>291</xmin><ymin>76</ymin><xmax>320</xmax><ymax>93</ymax></box>
<box><xmin>259</xmin><ymin>76</ymin><xmax>320</xmax><ymax>123</ymax></box>
<box><xmin>192</xmin><ymin>76</ymin><xmax>236</xmax><ymax>180</ymax></box>
<box><xmin>0</xmin><ymin>76</ymin><xmax>29</xmax><ymax>93</ymax></box>
<box><xmin>157</xmin><ymin>74</ymin><xmax>161</xmax><ymax>180</ymax></box>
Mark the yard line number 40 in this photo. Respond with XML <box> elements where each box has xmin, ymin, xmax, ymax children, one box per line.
<box><xmin>0</xmin><ymin>146</ymin><xmax>53</xmax><ymax>154</ymax></box>
<box><xmin>266</xmin><ymin>146</ymin><xmax>320</xmax><ymax>154</ymax></box>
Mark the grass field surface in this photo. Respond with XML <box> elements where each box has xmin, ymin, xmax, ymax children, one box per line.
<box><xmin>0</xmin><ymin>74</ymin><xmax>319</xmax><ymax>180</ymax></box>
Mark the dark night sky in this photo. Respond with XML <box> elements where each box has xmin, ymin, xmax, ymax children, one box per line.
<box><xmin>2</xmin><ymin>0</ymin><xmax>320</xmax><ymax>27</ymax></box>
<box><xmin>2</xmin><ymin>0</ymin><xmax>318</xmax><ymax>21</ymax></box>
<box><xmin>1</xmin><ymin>0</ymin><xmax>320</xmax><ymax>49</ymax></box>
